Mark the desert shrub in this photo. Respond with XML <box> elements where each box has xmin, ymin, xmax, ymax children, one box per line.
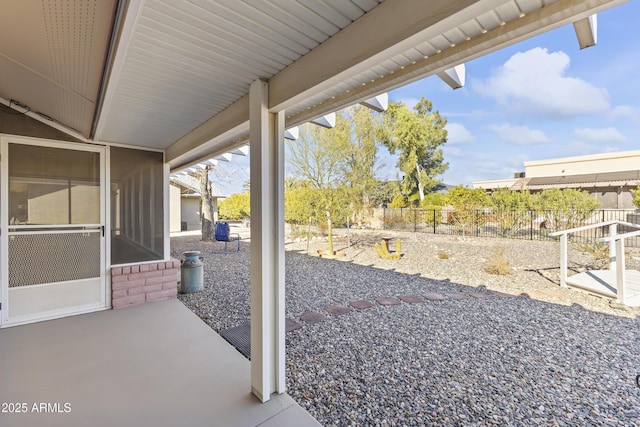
<box><xmin>489</xmin><ymin>189</ymin><xmax>535</xmax><ymax>236</ymax></box>
<box><xmin>485</xmin><ymin>246</ymin><xmax>512</xmax><ymax>275</ymax></box>
<box><xmin>218</xmin><ymin>192</ymin><xmax>250</xmax><ymax>220</ymax></box>
<box><xmin>389</xmin><ymin>195</ymin><xmax>408</xmax><ymax>208</ymax></box>
<box><xmin>573</xmin><ymin>241</ymin><xmax>610</xmax><ymax>269</ymax></box>
<box><xmin>535</xmin><ymin>188</ymin><xmax>600</xmax><ymax>230</ymax></box>
<box><xmin>444</xmin><ymin>186</ymin><xmax>488</xmax><ymax>232</ymax></box>
<box><xmin>422</xmin><ymin>206</ymin><xmax>443</xmax><ymax>226</ymax></box>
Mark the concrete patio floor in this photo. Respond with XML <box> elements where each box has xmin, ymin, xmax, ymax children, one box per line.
<box><xmin>0</xmin><ymin>299</ymin><xmax>319</xmax><ymax>427</ymax></box>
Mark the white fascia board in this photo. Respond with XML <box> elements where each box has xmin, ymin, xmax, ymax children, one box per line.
<box><xmin>437</xmin><ymin>64</ymin><xmax>466</xmax><ymax>90</ymax></box>
<box><xmin>573</xmin><ymin>14</ymin><xmax>597</xmax><ymax>49</ymax></box>
<box><xmin>310</xmin><ymin>113</ymin><xmax>336</xmax><ymax>129</ymax></box>
<box><xmin>360</xmin><ymin>93</ymin><xmax>389</xmax><ymax>112</ymax></box>
<box><xmin>284</xmin><ymin>127</ymin><xmax>299</xmax><ymax>140</ymax></box>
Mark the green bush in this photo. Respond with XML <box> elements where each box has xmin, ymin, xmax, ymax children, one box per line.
<box><xmin>218</xmin><ymin>193</ymin><xmax>250</xmax><ymax>220</ymax></box>
<box><xmin>389</xmin><ymin>195</ymin><xmax>408</xmax><ymax>208</ymax></box>
<box><xmin>422</xmin><ymin>205</ymin><xmax>443</xmax><ymax>226</ymax></box>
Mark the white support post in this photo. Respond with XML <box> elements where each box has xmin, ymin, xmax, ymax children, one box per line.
<box><xmin>615</xmin><ymin>237</ymin><xmax>626</xmax><ymax>304</ymax></box>
<box><xmin>249</xmin><ymin>79</ymin><xmax>286</xmax><ymax>402</ymax></box>
<box><xmin>608</xmin><ymin>223</ymin><xmax>617</xmax><ymax>272</ymax></box>
<box><xmin>559</xmin><ymin>234</ymin><xmax>568</xmax><ymax>287</ymax></box>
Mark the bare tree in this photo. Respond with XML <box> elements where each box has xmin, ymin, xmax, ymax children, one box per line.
<box><xmin>195</xmin><ymin>167</ymin><xmax>216</xmax><ymax>241</ymax></box>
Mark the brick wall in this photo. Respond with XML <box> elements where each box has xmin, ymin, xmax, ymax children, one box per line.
<box><xmin>111</xmin><ymin>259</ymin><xmax>180</xmax><ymax>309</ymax></box>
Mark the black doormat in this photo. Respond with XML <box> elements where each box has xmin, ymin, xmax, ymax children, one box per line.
<box><xmin>220</xmin><ymin>321</ymin><xmax>251</xmax><ymax>360</ymax></box>
<box><xmin>219</xmin><ymin>318</ymin><xmax>304</xmax><ymax>359</ymax></box>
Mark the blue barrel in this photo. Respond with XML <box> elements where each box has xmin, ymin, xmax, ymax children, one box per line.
<box><xmin>181</xmin><ymin>251</ymin><xmax>203</xmax><ymax>293</ymax></box>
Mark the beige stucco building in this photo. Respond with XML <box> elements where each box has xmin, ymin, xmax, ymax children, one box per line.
<box><xmin>474</xmin><ymin>151</ymin><xmax>640</xmax><ymax>209</ymax></box>
<box><xmin>169</xmin><ymin>175</ymin><xmax>225</xmax><ymax>232</ymax></box>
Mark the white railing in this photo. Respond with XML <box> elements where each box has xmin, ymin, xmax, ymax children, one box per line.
<box><xmin>550</xmin><ymin>220</ymin><xmax>640</xmax><ymax>303</ymax></box>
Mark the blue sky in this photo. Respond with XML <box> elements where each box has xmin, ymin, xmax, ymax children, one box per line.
<box><xmin>211</xmin><ymin>1</ymin><xmax>640</xmax><ymax>195</ymax></box>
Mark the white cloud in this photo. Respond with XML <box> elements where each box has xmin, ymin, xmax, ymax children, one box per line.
<box><xmin>443</xmin><ymin>146</ymin><xmax>464</xmax><ymax>158</ymax></box>
<box><xmin>474</xmin><ymin>47</ymin><xmax>610</xmax><ymax>118</ymax></box>
<box><xmin>488</xmin><ymin>123</ymin><xmax>550</xmax><ymax>145</ymax></box>
<box><xmin>574</xmin><ymin>127</ymin><xmax>626</xmax><ymax>143</ymax></box>
<box><xmin>610</xmin><ymin>105</ymin><xmax>640</xmax><ymax>124</ymax></box>
<box><xmin>446</xmin><ymin>123</ymin><xmax>475</xmax><ymax>145</ymax></box>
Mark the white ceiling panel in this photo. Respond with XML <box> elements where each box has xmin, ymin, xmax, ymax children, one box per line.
<box><xmin>96</xmin><ymin>0</ymin><xmax>382</xmax><ymax>147</ymax></box>
<box><xmin>0</xmin><ymin>0</ymin><xmax>117</xmax><ymax>136</ymax></box>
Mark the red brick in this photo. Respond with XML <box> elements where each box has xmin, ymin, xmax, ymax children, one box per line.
<box><xmin>165</xmin><ymin>261</ymin><xmax>173</xmax><ymax>269</ymax></box>
<box><xmin>112</xmin><ymin>275</ymin><xmax>129</xmax><ymax>284</ymax></box>
<box><xmin>111</xmin><ymin>267</ymin><xmax>123</xmax><ymax>276</ymax></box>
<box><xmin>140</xmin><ymin>264</ymin><xmax>150</xmax><ymax>272</ymax></box>
<box><xmin>131</xmin><ymin>270</ymin><xmax>163</xmax><ymax>280</ymax></box>
<box><xmin>171</xmin><ymin>259</ymin><xmax>180</xmax><ymax>268</ymax></box>
<box><xmin>149</xmin><ymin>263</ymin><xmax>158</xmax><ymax>271</ymax></box>
<box><xmin>160</xmin><ymin>274</ymin><xmax>178</xmax><ymax>283</ymax></box>
<box><xmin>122</xmin><ymin>266</ymin><xmax>131</xmax><ymax>275</ymax></box>
<box><xmin>157</xmin><ymin>263</ymin><xmax>166</xmax><ymax>270</ymax></box>
<box><xmin>162</xmin><ymin>282</ymin><xmax>177</xmax><ymax>290</ymax></box>
<box><xmin>146</xmin><ymin>288</ymin><xmax>177</xmax><ymax>302</ymax></box>
<box><xmin>163</xmin><ymin>269</ymin><xmax>179</xmax><ymax>276</ymax></box>
<box><xmin>131</xmin><ymin>265</ymin><xmax>140</xmax><ymax>273</ymax></box>
<box><xmin>144</xmin><ymin>275</ymin><xmax>163</xmax><ymax>284</ymax></box>
<box><xmin>144</xmin><ymin>283</ymin><xmax>163</xmax><ymax>293</ymax></box>
<box><xmin>128</xmin><ymin>286</ymin><xmax>146</xmax><ymax>296</ymax></box>
<box><xmin>112</xmin><ymin>281</ymin><xmax>127</xmax><ymax>291</ymax></box>
<box><xmin>112</xmin><ymin>289</ymin><xmax>127</xmax><ymax>298</ymax></box>
<box><xmin>112</xmin><ymin>278</ymin><xmax>145</xmax><ymax>291</ymax></box>
<box><xmin>112</xmin><ymin>294</ymin><xmax>145</xmax><ymax>309</ymax></box>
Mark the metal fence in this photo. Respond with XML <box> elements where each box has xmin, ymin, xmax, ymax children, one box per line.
<box><xmin>378</xmin><ymin>208</ymin><xmax>640</xmax><ymax>247</ymax></box>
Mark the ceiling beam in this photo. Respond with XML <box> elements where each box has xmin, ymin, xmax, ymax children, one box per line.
<box><xmin>166</xmin><ymin>95</ymin><xmax>249</xmax><ymax>168</ymax></box>
<box><xmin>93</xmin><ymin>0</ymin><xmax>146</xmax><ymax>141</ymax></box>
<box><xmin>437</xmin><ymin>64</ymin><xmax>466</xmax><ymax>90</ymax></box>
<box><xmin>573</xmin><ymin>14</ymin><xmax>598</xmax><ymax>49</ymax></box>
<box><xmin>360</xmin><ymin>93</ymin><xmax>389</xmax><ymax>113</ymax></box>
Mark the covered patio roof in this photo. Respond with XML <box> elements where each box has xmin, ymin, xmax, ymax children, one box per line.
<box><xmin>0</xmin><ymin>0</ymin><xmax>625</xmax><ymax>169</ymax></box>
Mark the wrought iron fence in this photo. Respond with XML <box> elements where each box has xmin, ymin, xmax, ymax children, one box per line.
<box><xmin>379</xmin><ymin>208</ymin><xmax>640</xmax><ymax>247</ymax></box>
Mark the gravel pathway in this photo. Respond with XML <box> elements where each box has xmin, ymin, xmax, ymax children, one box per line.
<box><xmin>172</xmin><ymin>229</ymin><xmax>640</xmax><ymax>426</ymax></box>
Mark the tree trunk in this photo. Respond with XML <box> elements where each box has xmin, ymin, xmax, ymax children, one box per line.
<box><xmin>416</xmin><ymin>162</ymin><xmax>425</xmax><ymax>202</ymax></box>
<box><xmin>326</xmin><ymin>208</ymin><xmax>334</xmax><ymax>255</ymax></box>
<box><xmin>198</xmin><ymin>168</ymin><xmax>216</xmax><ymax>241</ymax></box>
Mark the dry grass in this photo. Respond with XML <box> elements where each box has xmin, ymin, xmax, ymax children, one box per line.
<box><xmin>485</xmin><ymin>245</ymin><xmax>512</xmax><ymax>275</ymax></box>
<box><xmin>574</xmin><ymin>242</ymin><xmax>610</xmax><ymax>269</ymax></box>
<box><xmin>437</xmin><ymin>251</ymin><xmax>450</xmax><ymax>260</ymax></box>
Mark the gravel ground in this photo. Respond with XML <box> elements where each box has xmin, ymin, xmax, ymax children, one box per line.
<box><xmin>172</xmin><ymin>228</ymin><xmax>640</xmax><ymax>426</ymax></box>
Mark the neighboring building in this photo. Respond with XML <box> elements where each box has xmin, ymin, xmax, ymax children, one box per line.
<box><xmin>169</xmin><ymin>175</ymin><xmax>225</xmax><ymax>232</ymax></box>
<box><xmin>473</xmin><ymin>151</ymin><xmax>640</xmax><ymax>209</ymax></box>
